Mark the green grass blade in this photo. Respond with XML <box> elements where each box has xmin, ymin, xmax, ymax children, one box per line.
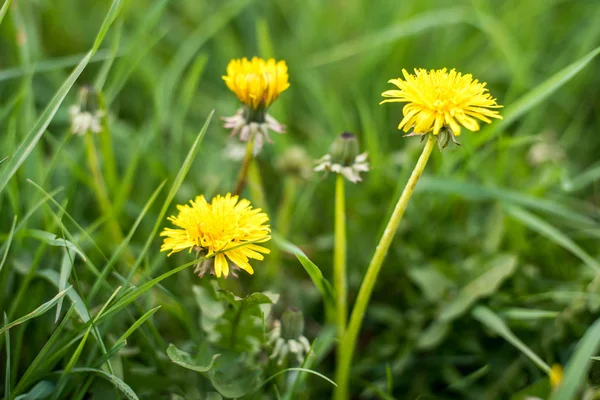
<box><xmin>4</xmin><ymin>313</ymin><xmax>10</xmax><ymax>400</ymax></box>
<box><xmin>475</xmin><ymin>45</ymin><xmax>600</xmax><ymax>146</ymax></box>
<box><xmin>27</xmin><ymin>180</ymin><xmax>108</xmax><ymax>261</ymax></box>
<box><xmin>561</xmin><ymin>162</ymin><xmax>600</xmax><ymax>192</ymax></box>
<box><xmin>24</xmin><ymin>229</ymin><xmax>87</xmax><ymax>261</ymax></box>
<box><xmin>549</xmin><ymin>317</ymin><xmax>600</xmax><ymax>400</ymax></box>
<box><xmin>307</xmin><ymin>7</ymin><xmax>468</xmax><ymax>67</ymax></box>
<box><xmin>69</xmin><ymin>368</ymin><xmax>139</xmax><ymax>400</ymax></box>
<box><xmin>0</xmin><ymin>0</ymin><xmax>122</xmax><ymax>195</ymax></box>
<box><xmin>0</xmin><ymin>216</ymin><xmax>17</xmax><ymax>275</ymax></box>
<box><xmin>418</xmin><ymin>178</ymin><xmax>596</xmax><ymax>227</ymax></box>
<box><xmin>124</xmin><ymin>111</ymin><xmax>214</xmax><ymax>285</ymax></box>
<box><xmin>111</xmin><ymin>306</ymin><xmax>161</xmax><ymax>349</ymax></box>
<box><xmin>107</xmin><ymin>258</ymin><xmax>201</xmax><ymax>321</ymax></box>
<box><xmin>156</xmin><ymin>0</ymin><xmax>250</xmax><ymax>122</ymax></box>
<box><xmin>56</xmin><ymin>247</ymin><xmax>76</xmax><ymax>322</ymax></box>
<box><xmin>88</xmin><ymin>180</ymin><xmax>167</xmax><ymax>302</ymax></box>
<box><xmin>0</xmin><ymin>0</ymin><xmax>11</xmax><ymax>26</ymax></box>
<box><xmin>39</xmin><ymin>269</ymin><xmax>91</xmax><ymax>322</ymax></box>
<box><xmin>0</xmin><ymin>287</ymin><xmax>72</xmax><ymax>335</ymax></box>
<box><xmin>272</xmin><ymin>233</ymin><xmax>336</xmax><ymax>312</ymax></box>
<box><xmin>13</xmin><ymin>381</ymin><xmax>55</xmax><ymax>400</ymax></box>
<box><xmin>256</xmin><ymin>18</ymin><xmax>275</xmax><ymax>58</ymax></box>
<box><xmin>505</xmin><ymin>205</ymin><xmax>600</xmax><ymax>273</ymax></box>
<box><xmin>0</xmin><ymin>50</ymin><xmax>118</xmax><ymax>83</ymax></box>
<box><xmin>261</xmin><ymin>368</ymin><xmax>337</xmax><ymax>391</ymax></box>
<box><xmin>472</xmin><ymin>305</ymin><xmax>550</xmax><ymax>374</ymax></box>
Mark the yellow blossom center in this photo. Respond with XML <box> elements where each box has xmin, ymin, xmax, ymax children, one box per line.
<box><xmin>160</xmin><ymin>193</ymin><xmax>271</xmax><ymax>278</ymax></box>
<box><xmin>381</xmin><ymin>68</ymin><xmax>503</xmax><ymax>136</ymax></box>
<box><xmin>222</xmin><ymin>57</ymin><xmax>290</xmax><ymax>111</ymax></box>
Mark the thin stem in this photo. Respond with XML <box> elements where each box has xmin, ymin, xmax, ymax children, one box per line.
<box><xmin>334</xmin><ymin>134</ymin><xmax>436</xmax><ymax>400</ymax></box>
<box><xmin>334</xmin><ymin>173</ymin><xmax>348</xmax><ymax>380</ymax></box>
<box><xmin>334</xmin><ymin>174</ymin><xmax>347</xmax><ymax>335</ymax></box>
<box><xmin>233</xmin><ymin>139</ymin><xmax>255</xmax><ymax>196</ymax></box>
<box><xmin>267</xmin><ymin>177</ymin><xmax>297</xmax><ymax>278</ymax></box>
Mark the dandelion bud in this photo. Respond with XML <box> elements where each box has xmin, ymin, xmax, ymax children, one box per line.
<box><xmin>281</xmin><ymin>307</ymin><xmax>305</xmax><ymax>340</ymax></box>
<box><xmin>314</xmin><ymin>132</ymin><xmax>369</xmax><ymax>183</ymax></box>
<box><xmin>267</xmin><ymin>308</ymin><xmax>312</xmax><ymax>366</ymax></box>
<box><xmin>330</xmin><ymin>132</ymin><xmax>360</xmax><ymax>166</ymax></box>
<box><xmin>275</xmin><ymin>146</ymin><xmax>313</xmax><ymax>180</ymax></box>
<box><xmin>69</xmin><ymin>85</ymin><xmax>104</xmax><ymax>136</ymax></box>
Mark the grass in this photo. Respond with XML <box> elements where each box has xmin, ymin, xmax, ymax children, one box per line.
<box><xmin>2</xmin><ymin>0</ymin><xmax>600</xmax><ymax>398</ymax></box>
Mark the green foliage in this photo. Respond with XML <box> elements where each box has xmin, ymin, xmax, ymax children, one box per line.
<box><xmin>1</xmin><ymin>0</ymin><xmax>600</xmax><ymax>398</ymax></box>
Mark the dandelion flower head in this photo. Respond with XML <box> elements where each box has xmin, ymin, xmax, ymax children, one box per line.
<box><xmin>381</xmin><ymin>68</ymin><xmax>502</xmax><ymax>136</ymax></box>
<box><xmin>160</xmin><ymin>193</ymin><xmax>271</xmax><ymax>278</ymax></box>
<box><xmin>223</xmin><ymin>57</ymin><xmax>290</xmax><ymax>110</ymax></box>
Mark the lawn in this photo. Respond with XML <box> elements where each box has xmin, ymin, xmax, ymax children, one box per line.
<box><xmin>1</xmin><ymin>0</ymin><xmax>600</xmax><ymax>399</ymax></box>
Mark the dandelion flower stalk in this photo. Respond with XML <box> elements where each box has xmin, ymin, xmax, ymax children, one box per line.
<box><xmin>335</xmin><ymin>68</ymin><xmax>502</xmax><ymax>399</ymax></box>
<box><xmin>234</xmin><ymin>138</ymin><xmax>255</xmax><ymax>196</ymax></box>
<box><xmin>334</xmin><ymin>173</ymin><xmax>348</xmax><ymax>355</ymax></box>
<box><xmin>334</xmin><ymin>134</ymin><xmax>436</xmax><ymax>400</ymax></box>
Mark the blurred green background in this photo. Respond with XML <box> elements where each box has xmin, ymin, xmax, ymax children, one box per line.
<box><xmin>1</xmin><ymin>0</ymin><xmax>600</xmax><ymax>398</ymax></box>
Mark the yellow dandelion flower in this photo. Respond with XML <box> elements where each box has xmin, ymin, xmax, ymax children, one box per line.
<box><xmin>223</xmin><ymin>57</ymin><xmax>290</xmax><ymax>111</ymax></box>
<box><xmin>549</xmin><ymin>364</ymin><xmax>563</xmax><ymax>388</ymax></box>
<box><xmin>160</xmin><ymin>193</ymin><xmax>271</xmax><ymax>278</ymax></box>
<box><xmin>381</xmin><ymin>68</ymin><xmax>503</xmax><ymax>136</ymax></box>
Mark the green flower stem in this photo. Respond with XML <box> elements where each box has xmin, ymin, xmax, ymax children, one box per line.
<box><xmin>334</xmin><ymin>174</ymin><xmax>347</xmax><ymax>336</ymax></box>
<box><xmin>233</xmin><ymin>139</ymin><xmax>255</xmax><ymax>196</ymax></box>
<box><xmin>267</xmin><ymin>177</ymin><xmax>297</xmax><ymax>278</ymax></box>
<box><xmin>334</xmin><ymin>134</ymin><xmax>436</xmax><ymax>400</ymax></box>
<box><xmin>97</xmin><ymin>92</ymin><xmax>118</xmax><ymax>194</ymax></box>
<box><xmin>248</xmin><ymin>159</ymin><xmax>268</xmax><ymax>213</ymax></box>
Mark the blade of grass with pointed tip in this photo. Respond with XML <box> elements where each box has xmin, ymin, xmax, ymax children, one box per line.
<box><xmin>272</xmin><ymin>233</ymin><xmax>335</xmax><ymax>312</ymax></box>
<box><xmin>0</xmin><ymin>0</ymin><xmax>11</xmax><ymax>26</ymax></box>
<box><xmin>39</xmin><ymin>269</ymin><xmax>90</xmax><ymax>322</ymax></box>
<box><xmin>260</xmin><ymin>368</ymin><xmax>337</xmax><ymax>390</ymax></box>
<box><xmin>24</xmin><ymin>229</ymin><xmax>87</xmax><ymax>261</ymax></box>
<box><xmin>505</xmin><ymin>205</ymin><xmax>600</xmax><ymax>273</ymax></box>
<box><xmin>472</xmin><ymin>305</ymin><xmax>550</xmax><ymax>374</ymax></box>
<box><xmin>0</xmin><ymin>0</ymin><xmax>122</xmax><ymax>195</ymax></box>
<box><xmin>124</xmin><ymin>111</ymin><xmax>213</xmax><ymax>286</ymax></box>
<box><xmin>69</xmin><ymin>368</ymin><xmax>139</xmax><ymax>400</ymax></box>
<box><xmin>0</xmin><ymin>287</ymin><xmax>72</xmax><ymax>335</ymax></box>
<box><xmin>549</xmin><ymin>317</ymin><xmax>600</xmax><ymax>400</ymax></box>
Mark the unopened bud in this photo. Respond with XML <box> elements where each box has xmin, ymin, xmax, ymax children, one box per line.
<box><xmin>281</xmin><ymin>307</ymin><xmax>304</xmax><ymax>340</ymax></box>
<box><xmin>330</xmin><ymin>132</ymin><xmax>359</xmax><ymax>166</ymax></box>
